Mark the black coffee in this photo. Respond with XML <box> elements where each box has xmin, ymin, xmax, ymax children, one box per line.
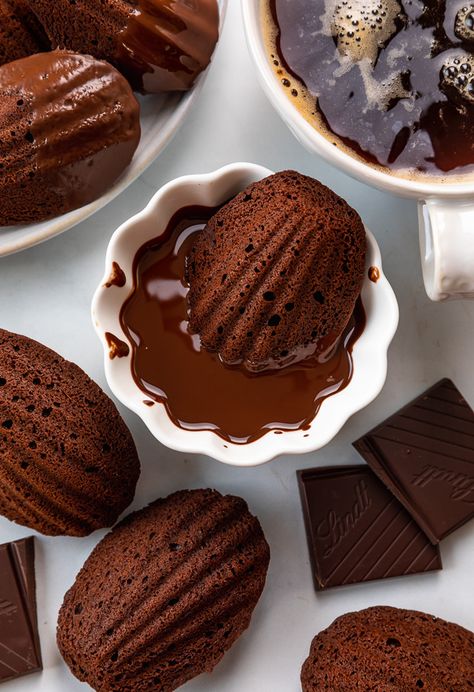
<box><xmin>266</xmin><ymin>1</ymin><xmax>474</xmax><ymax>176</ymax></box>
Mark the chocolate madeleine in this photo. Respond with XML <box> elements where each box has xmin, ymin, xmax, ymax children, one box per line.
<box><xmin>301</xmin><ymin>606</ymin><xmax>474</xmax><ymax>691</ymax></box>
<box><xmin>26</xmin><ymin>0</ymin><xmax>219</xmax><ymax>93</ymax></box>
<box><xmin>0</xmin><ymin>0</ymin><xmax>49</xmax><ymax>66</ymax></box>
<box><xmin>186</xmin><ymin>170</ymin><xmax>366</xmax><ymax>371</ymax></box>
<box><xmin>57</xmin><ymin>489</ymin><xmax>270</xmax><ymax>691</ymax></box>
<box><xmin>0</xmin><ymin>50</ymin><xmax>140</xmax><ymax>225</ymax></box>
<box><xmin>0</xmin><ymin>328</ymin><xmax>140</xmax><ymax>536</ymax></box>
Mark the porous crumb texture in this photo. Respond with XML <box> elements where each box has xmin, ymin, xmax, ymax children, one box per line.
<box><xmin>27</xmin><ymin>0</ymin><xmax>130</xmax><ymax>63</ymax></box>
<box><xmin>301</xmin><ymin>606</ymin><xmax>474</xmax><ymax>691</ymax></box>
<box><xmin>0</xmin><ymin>328</ymin><xmax>140</xmax><ymax>536</ymax></box>
<box><xmin>186</xmin><ymin>170</ymin><xmax>367</xmax><ymax>369</ymax></box>
<box><xmin>57</xmin><ymin>489</ymin><xmax>270</xmax><ymax>691</ymax></box>
<box><xmin>0</xmin><ymin>50</ymin><xmax>140</xmax><ymax>225</ymax></box>
<box><xmin>26</xmin><ymin>0</ymin><xmax>219</xmax><ymax>92</ymax></box>
<box><xmin>0</xmin><ymin>0</ymin><xmax>49</xmax><ymax>66</ymax></box>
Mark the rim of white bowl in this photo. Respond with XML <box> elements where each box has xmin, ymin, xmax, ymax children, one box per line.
<box><xmin>92</xmin><ymin>162</ymin><xmax>399</xmax><ymax>465</ymax></box>
<box><xmin>241</xmin><ymin>0</ymin><xmax>474</xmax><ymax>201</ymax></box>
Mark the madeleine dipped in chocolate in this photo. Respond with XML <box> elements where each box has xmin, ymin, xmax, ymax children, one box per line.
<box><xmin>57</xmin><ymin>489</ymin><xmax>270</xmax><ymax>691</ymax></box>
<box><xmin>186</xmin><ymin>170</ymin><xmax>366</xmax><ymax>371</ymax></box>
<box><xmin>0</xmin><ymin>50</ymin><xmax>140</xmax><ymax>225</ymax></box>
<box><xmin>0</xmin><ymin>328</ymin><xmax>140</xmax><ymax>536</ymax></box>
<box><xmin>27</xmin><ymin>0</ymin><xmax>219</xmax><ymax>93</ymax></box>
<box><xmin>0</xmin><ymin>0</ymin><xmax>49</xmax><ymax>66</ymax></box>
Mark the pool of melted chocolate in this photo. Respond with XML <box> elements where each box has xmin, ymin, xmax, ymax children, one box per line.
<box><xmin>120</xmin><ymin>205</ymin><xmax>365</xmax><ymax>444</ymax></box>
<box><xmin>265</xmin><ymin>0</ymin><xmax>474</xmax><ymax>176</ymax></box>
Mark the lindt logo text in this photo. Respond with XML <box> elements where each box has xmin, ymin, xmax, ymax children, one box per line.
<box><xmin>316</xmin><ymin>480</ymin><xmax>371</xmax><ymax>557</ymax></box>
<box><xmin>412</xmin><ymin>465</ymin><xmax>474</xmax><ymax>503</ymax></box>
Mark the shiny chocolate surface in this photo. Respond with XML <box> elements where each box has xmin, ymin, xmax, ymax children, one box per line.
<box><xmin>120</xmin><ymin>205</ymin><xmax>365</xmax><ymax>444</ymax></box>
<box><xmin>118</xmin><ymin>0</ymin><xmax>219</xmax><ymax>92</ymax></box>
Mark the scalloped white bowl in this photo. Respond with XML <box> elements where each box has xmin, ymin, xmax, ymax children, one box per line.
<box><xmin>92</xmin><ymin>162</ymin><xmax>399</xmax><ymax>465</ymax></box>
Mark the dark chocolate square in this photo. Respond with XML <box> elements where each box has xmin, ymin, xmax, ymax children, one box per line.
<box><xmin>353</xmin><ymin>379</ymin><xmax>474</xmax><ymax>544</ymax></box>
<box><xmin>297</xmin><ymin>465</ymin><xmax>441</xmax><ymax>590</ymax></box>
<box><xmin>0</xmin><ymin>537</ymin><xmax>42</xmax><ymax>683</ymax></box>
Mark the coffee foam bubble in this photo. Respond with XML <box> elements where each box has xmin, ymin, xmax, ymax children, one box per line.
<box><xmin>321</xmin><ymin>0</ymin><xmax>410</xmax><ymax>112</ymax></box>
<box><xmin>261</xmin><ymin>1</ymin><xmax>474</xmax><ymax>184</ymax></box>
<box><xmin>358</xmin><ymin>58</ymin><xmax>411</xmax><ymax>111</ymax></box>
<box><xmin>455</xmin><ymin>5</ymin><xmax>474</xmax><ymax>44</ymax></box>
<box><xmin>440</xmin><ymin>51</ymin><xmax>474</xmax><ymax>104</ymax></box>
<box><xmin>323</xmin><ymin>0</ymin><xmax>403</xmax><ymax>64</ymax></box>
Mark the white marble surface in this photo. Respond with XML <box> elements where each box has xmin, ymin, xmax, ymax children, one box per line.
<box><xmin>1</xmin><ymin>3</ymin><xmax>474</xmax><ymax>691</ymax></box>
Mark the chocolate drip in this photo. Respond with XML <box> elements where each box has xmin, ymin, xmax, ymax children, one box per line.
<box><xmin>118</xmin><ymin>0</ymin><xmax>219</xmax><ymax>92</ymax></box>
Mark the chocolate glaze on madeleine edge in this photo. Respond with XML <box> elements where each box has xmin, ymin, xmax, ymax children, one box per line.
<box><xmin>57</xmin><ymin>489</ymin><xmax>270</xmax><ymax>691</ymax></box>
<box><xmin>0</xmin><ymin>50</ymin><xmax>140</xmax><ymax>225</ymax></box>
<box><xmin>0</xmin><ymin>328</ymin><xmax>140</xmax><ymax>536</ymax></box>
<box><xmin>186</xmin><ymin>170</ymin><xmax>367</xmax><ymax>372</ymax></box>
<box><xmin>27</xmin><ymin>0</ymin><xmax>220</xmax><ymax>93</ymax></box>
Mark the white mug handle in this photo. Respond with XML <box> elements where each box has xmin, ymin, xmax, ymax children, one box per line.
<box><xmin>418</xmin><ymin>199</ymin><xmax>474</xmax><ymax>301</ymax></box>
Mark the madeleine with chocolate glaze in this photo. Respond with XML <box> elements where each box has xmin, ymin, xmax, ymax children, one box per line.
<box><xmin>27</xmin><ymin>0</ymin><xmax>220</xmax><ymax>93</ymax></box>
<box><xmin>186</xmin><ymin>170</ymin><xmax>366</xmax><ymax>371</ymax></box>
<box><xmin>0</xmin><ymin>50</ymin><xmax>140</xmax><ymax>225</ymax></box>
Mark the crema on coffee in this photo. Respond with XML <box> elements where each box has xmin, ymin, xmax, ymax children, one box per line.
<box><xmin>263</xmin><ymin>1</ymin><xmax>474</xmax><ymax>178</ymax></box>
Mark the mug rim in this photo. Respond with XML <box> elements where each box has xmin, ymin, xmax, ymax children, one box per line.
<box><xmin>242</xmin><ymin>0</ymin><xmax>474</xmax><ymax>200</ymax></box>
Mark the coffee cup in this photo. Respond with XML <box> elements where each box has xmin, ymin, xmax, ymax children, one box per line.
<box><xmin>242</xmin><ymin>0</ymin><xmax>474</xmax><ymax>301</ymax></box>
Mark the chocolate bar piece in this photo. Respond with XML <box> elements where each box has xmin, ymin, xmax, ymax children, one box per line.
<box><xmin>353</xmin><ymin>379</ymin><xmax>474</xmax><ymax>544</ymax></box>
<box><xmin>0</xmin><ymin>537</ymin><xmax>42</xmax><ymax>683</ymax></box>
<box><xmin>297</xmin><ymin>465</ymin><xmax>441</xmax><ymax>590</ymax></box>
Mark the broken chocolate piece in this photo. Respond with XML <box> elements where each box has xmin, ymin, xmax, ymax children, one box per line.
<box><xmin>353</xmin><ymin>379</ymin><xmax>474</xmax><ymax>544</ymax></box>
<box><xmin>297</xmin><ymin>465</ymin><xmax>441</xmax><ymax>590</ymax></box>
<box><xmin>0</xmin><ymin>537</ymin><xmax>42</xmax><ymax>683</ymax></box>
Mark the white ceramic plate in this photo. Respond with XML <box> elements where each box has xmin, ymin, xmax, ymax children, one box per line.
<box><xmin>0</xmin><ymin>0</ymin><xmax>227</xmax><ymax>258</ymax></box>
<box><xmin>92</xmin><ymin>162</ymin><xmax>399</xmax><ymax>466</ymax></box>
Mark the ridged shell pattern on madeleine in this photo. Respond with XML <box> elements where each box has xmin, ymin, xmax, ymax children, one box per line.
<box><xmin>57</xmin><ymin>489</ymin><xmax>270</xmax><ymax>691</ymax></box>
<box><xmin>186</xmin><ymin>170</ymin><xmax>367</xmax><ymax>370</ymax></box>
<box><xmin>0</xmin><ymin>328</ymin><xmax>140</xmax><ymax>536</ymax></box>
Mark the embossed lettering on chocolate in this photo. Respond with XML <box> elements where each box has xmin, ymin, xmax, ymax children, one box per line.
<box><xmin>298</xmin><ymin>465</ymin><xmax>441</xmax><ymax>590</ymax></box>
<box><xmin>57</xmin><ymin>489</ymin><xmax>270</xmax><ymax>691</ymax></box>
<box><xmin>27</xmin><ymin>0</ymin><xmax>220</xmax><ymax>93</ymax></box>
<box><xmin>0</xmin><ymin>51</ymin><xmax>140</xmax><ymax>225</ymax></box>
<box><xmin>0</xmin><ymin>328</ymin><xmax>140</xmax><ymax>536</ymax></box>
<box><xmin>353</xmin><ymin>378</ymin><xmax>474</xmax><ymax>543</ymax></box>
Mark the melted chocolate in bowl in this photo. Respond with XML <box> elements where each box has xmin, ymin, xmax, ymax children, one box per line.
<box><xmin>120</xmin><ymin>205</ymin><xmax>365</xmax><ymax>444</ymax></box>
<box><xmin>264</xmin><ymin>1</ymin><xmax>474</xmax><ymax>178</ymax></box>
